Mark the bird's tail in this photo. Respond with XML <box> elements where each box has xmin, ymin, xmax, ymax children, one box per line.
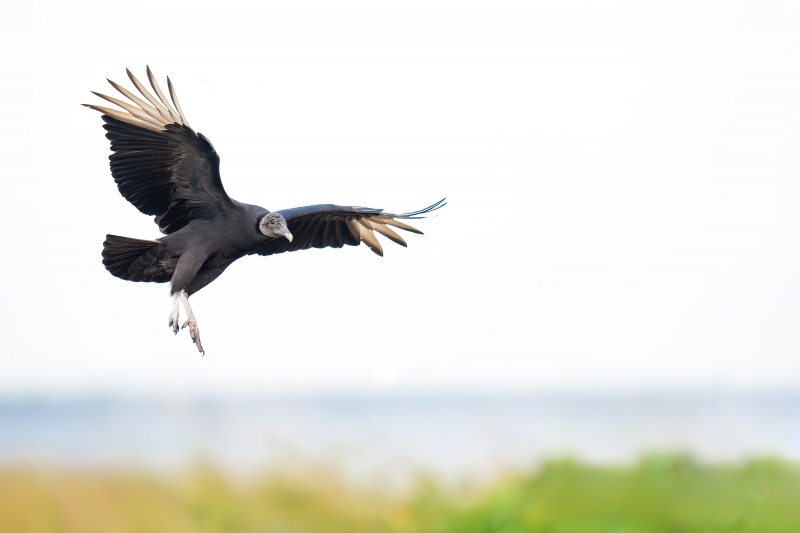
<box><xmin>102</xmin><ymin>235</ymin><xmax>169</xmax><ymax>283</ymax></box>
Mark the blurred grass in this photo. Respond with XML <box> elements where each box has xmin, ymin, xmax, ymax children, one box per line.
<box><xmin>2</xmin><ymin>455</ymin><xmax>800</xmax><ymax>533</ymax></box>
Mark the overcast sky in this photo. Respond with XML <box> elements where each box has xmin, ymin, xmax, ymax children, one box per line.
<box><xmin>1</xmin><ymin>0</ymin><xmax>800</xmax><ymax>396</ymax></box>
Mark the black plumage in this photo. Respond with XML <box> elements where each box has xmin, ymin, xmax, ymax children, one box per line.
<box><xmin>87</xmin><ymin>67</ymin><xmax>444</xmax><ymax>354</ymax></box>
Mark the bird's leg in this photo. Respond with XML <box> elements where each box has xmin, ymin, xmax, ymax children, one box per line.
<box><xmin>179</xmin><ymin>290</ymin><xmax>204</xmax><ymax>355</ymax></box>
<box><xmin>168</xmin><ymin>293</ymin><xmax>180</xmax><ymax>334</ymax></box>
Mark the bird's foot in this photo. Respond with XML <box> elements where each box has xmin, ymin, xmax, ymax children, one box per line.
<box><xmin>169</xmin><ymin>310</ymin><xmax>180</xmax><ymax>335</ymax></box>
<box><xmin>169</xmin><ymin>293</ymin><xmax>180</xmax><ymax>334</ymax></box>
<box><xmin>182</xmin><ymin>319</ymin><xmax>204</xmax><ymax>355</ymax></box>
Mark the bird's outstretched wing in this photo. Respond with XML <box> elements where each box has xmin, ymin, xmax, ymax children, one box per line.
<box><xmin>254</xmin><ymin>199</ymin><xmax>446</xmax><ymax>257</ymax></box>
<box><xmin>85</xmin><ymin>67</ymin><xmax>233</xmax><ymax>234</ymax></box>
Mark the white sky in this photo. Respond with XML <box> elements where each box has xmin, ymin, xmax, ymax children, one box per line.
<box><xmin>1</xmin><ymin>0</ymin><xmax>800</xmax><ymax>396</ymax></box>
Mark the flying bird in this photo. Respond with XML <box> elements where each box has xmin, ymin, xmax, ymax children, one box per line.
<box><xmin>85</xmin><ymin>67</ymin><xmax>444</xmax><ymax>355</ymax></box>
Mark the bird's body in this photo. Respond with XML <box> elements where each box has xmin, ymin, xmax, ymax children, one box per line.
<box><xmin>104</xmin><ymin>200</ymin><xmax>268</xmax><ymax>295</ymax></box>
<box><xmin>87</xmin><ymin>67</ymin><xmax>443</xmax><ymax>354</ymax></box>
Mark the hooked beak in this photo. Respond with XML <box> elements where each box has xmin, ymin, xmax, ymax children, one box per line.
<box><xmin>284</xmin><ymin>230</ymin><xmax>293</xmax><ymax>242</ymax></box>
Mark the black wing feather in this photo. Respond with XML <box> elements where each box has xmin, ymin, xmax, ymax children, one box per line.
<box><xmin>253</xmin><ymin>200</ymin><xmax>445</xmax><ymax>257</ymax></box>
<box><xmin>102</xmin><ymin>116</ymin><xmax>233</xmax><ymax>234</ymax></box>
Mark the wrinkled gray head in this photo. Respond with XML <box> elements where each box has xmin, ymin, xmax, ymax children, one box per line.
<box><xmin>259</xmin><ymin>213</ymin><xmax>293</xmax><ymax>241</ymax></box>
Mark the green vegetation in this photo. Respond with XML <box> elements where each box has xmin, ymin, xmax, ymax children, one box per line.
<box><xmin>2</xmin><ymin>455</ymin><xmax>800</xmax><ymax>533</ymax></box>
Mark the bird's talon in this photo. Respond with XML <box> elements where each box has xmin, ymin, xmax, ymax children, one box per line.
<box><xmin>180</xmin><ymin>317</ymin><xmax>203</xmax><ymax>353</ymax></box>
<box><xmin>168</xmin><ymin>307</ymin><xmax>180</xmax><ymax>334</ymax></box>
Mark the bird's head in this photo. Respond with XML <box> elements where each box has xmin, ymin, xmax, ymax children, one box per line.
<box><xmin>259</xmin><ymin>213</ymin><xmax>293</xmax><ymax>242</ymax></box>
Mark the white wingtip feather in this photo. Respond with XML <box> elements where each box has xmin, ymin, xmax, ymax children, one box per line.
<box><xmin>127</xmin><ymin>68</ymin><xmax>172</xmax><ymax>122</ymax></box>
<box><xmin>107</xmin><ymin>78</ymin><xmax>164</xmax><ymax>122</ymax></box>
<box><xmin>82</xmin><ymin>104</ymin><xmax>163</xmax><ymax>132</ymax></box>
<box><xmin>167</xmin><ymin>77</ymin><xmax>191</xmax><ymax>130</ymax></box>
<box><xmin>91</xmin><ymin>92</ymin><xmax>166</xmax><ymax>128</ymax></box>
<box><xmin>146</xmin><ymin>66</ymin><xmax>181</xmax><ymax>124</ymax></box>
<box><xmin>381</xmin><ymin>218</ymin><xmax>423</xmax><ymax>234</ymax></box>
<box><xmin>353</xmin><ymin>219</ymin><xmax>384</xmax><ymax>256</ymax></box>
<box><xmin>88</xmin><ymin>69</ymin><xmax>193</xmax><ymax>132</ymax></box>
<box><xmin>369</xmin><ymin>220</ymin><xmax>407</xmax><ymax>247</ymax></box>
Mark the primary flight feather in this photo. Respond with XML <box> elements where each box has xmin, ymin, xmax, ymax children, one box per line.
<box><xmin>86</xmin><ymin>67</ymin><xmax>445</xmax><ymax>354</ymax></box>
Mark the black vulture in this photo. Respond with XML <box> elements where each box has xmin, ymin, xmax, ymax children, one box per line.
<box><xmin>85</xmin><ymin>67</ymin><xmax>444</xmax><ymax>354</ymax></box>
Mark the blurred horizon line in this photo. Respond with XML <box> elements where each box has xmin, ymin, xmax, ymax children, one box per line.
<box><xmin>2</xmin><ymin>383</ymin><xmax>800</xmax><ymax>403</ymax></box>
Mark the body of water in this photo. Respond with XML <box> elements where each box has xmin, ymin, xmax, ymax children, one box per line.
<box><xmin>1</xmin><ymin>392</ymin><xmax>799</xmax><ymax>480</ymax></box>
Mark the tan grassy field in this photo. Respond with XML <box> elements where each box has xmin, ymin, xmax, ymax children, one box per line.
<box><xmin>3</xmin><ymin>455</ymin><xmax>800</xmax><ymax>533</ymax></box>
